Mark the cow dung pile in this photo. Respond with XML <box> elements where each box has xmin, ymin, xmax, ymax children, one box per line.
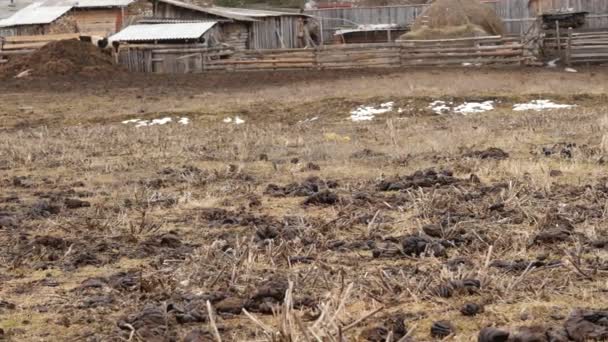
<box><xmin>0</xmin><ymin>39</ymin><xmax>120</xmax><ymax>78</ymax></box>
<box><xmin>400</xmin><ymin>0</ymin><xmax>505</xmax><ymax>40</ymax></box>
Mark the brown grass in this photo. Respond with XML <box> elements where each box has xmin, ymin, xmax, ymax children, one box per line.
<box><xmin>1</xmin><ymin>68</ymin><xmax>608</xmax><ymax>341</ymax></box>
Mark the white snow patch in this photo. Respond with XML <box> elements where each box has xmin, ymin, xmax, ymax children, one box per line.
<box><xmin>428</xmin><ymin>100</ymin><xmax>452</xmax><ymax>114</ymax></box>
<box><xmin>564</xmin><ymin>67</ymin><xmax>578</xmax><ymax>73</ymax></box>
<box><xmin>454</xmin><ymin>101</ymin><xmax>494</xmax><ymax>114</ymax></box>
<box><xmin>513</xmin><ymin>100</ymin><xmax>576</xmax><ymax>112</ymax></box>
<box><xmin>122</xmin><ymin>116</ymin><xmax>186</xmax><ymax>127</ymax></box>
<box><xmin>429</xmin><ymin>100</ymin><xmax>494</xmax><ymax>115</ymax></box>
<box><xmin>150</xmin><ymin>117</ymin><xmax>172</xmax><ymax>125</ymax></box>
<box><xmin>223</xmin><ymin>116</ymin><xmax>245</xmax><ymax>124</ymax></box>
<box><xmin>350</xmin><ymin>102</ymin><xmax>394</xmax><ymax>121</ymax></box>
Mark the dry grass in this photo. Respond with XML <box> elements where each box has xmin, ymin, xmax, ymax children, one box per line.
<box><xmin>1</xmin><ymin>69</ymin><xmax>608</xmax><ymax>341</ymax></box>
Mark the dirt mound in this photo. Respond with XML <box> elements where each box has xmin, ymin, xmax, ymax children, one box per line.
<box><xmin>0</xmin><ymin>39</ymin><xmax>120</xmax><ymax>79</ymax></box>
<box><xmin>400</xmin><ymin>0</ymin><xmax>504</xmax><ymax>40</ymax></box>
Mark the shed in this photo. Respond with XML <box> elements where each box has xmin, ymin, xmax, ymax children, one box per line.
<box><xmin>0</xmin><ymin>0</ymin><xmax>151</xmax><ymax>36</ymax></box>
<box><xmin>150</xmin><ymin>0</ymin><xmax>311</xmax><ymax>49</ymax></box>
<box><xmin>110</xmin><ymin>21</ymin><xmax>218</xmax><ymax>44</ymax></box>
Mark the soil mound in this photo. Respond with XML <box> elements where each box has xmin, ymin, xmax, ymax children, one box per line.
<box><xmin>0</xmin><ymin>39</ymin><xmax>120</xmax><ymax>78</ymax></box>
<box><xmin>400</xmin><ymin>0</ymin><xmax>504</xmax><ymax>40</ymax></box>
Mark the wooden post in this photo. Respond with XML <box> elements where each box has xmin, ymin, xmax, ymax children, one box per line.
<box><xmin>387</xmin><ymin>29</ymin><xmax>391</xmax><ymax>43</ymax></box>
<box><xmin>566</xmin><ymin>27</ymin><xmax>572</xmax><ymax>67</ymax></box>
<box><xmin>555</xmin><ymin>20</ymin><xmax>561</xmax><ymax>55</ymax></box>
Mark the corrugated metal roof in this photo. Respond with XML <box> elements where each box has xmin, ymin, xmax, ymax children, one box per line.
<box><xmin>43</xmin><ymin>0</ymin><xmax>135</xmax><ymax>7</ymax></box>
<box><xmin>0</xmin><ymin>0</ymin><xmax>36</xmax><ymax>20</ymax></box>
<box><xmin>0</xmin><ymin>2</ymin><xmax>71</xmax><ymax>27</ymax></box>
<box><xmin>155</xmin><ymin>0</ymin><xmax>306</xmax><ymax>21</ymax></box>
<box><xmin>109</xmin><ymin>22</ymin><xmax>216</xmax><ymax>41</ymax></box>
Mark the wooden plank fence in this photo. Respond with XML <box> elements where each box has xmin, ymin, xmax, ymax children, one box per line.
<box><xmin>116</xmin><ymin>36</ymin><xmax>526</xmax><ymax>73</ymax></box>
<box><xmin>565</xmin><ymin>30</ymin><xmax>608</xmax><ymax>65</ymax></box>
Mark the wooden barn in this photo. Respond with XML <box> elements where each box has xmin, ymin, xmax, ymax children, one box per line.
<box><xmin>149</xmin><ymin>0</ymin><xmax>310</xmax><ymax>49</ymax></box>
<box><xmin>0</xmin><ymin>0</ymin><xmax>151</xmax><ymax>36</ymax></box>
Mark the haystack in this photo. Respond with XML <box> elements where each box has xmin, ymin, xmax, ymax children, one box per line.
<box><xmin>401</xmin><ymin>0</ymin><xmax>504</xmax><ymax>40</ymax></box>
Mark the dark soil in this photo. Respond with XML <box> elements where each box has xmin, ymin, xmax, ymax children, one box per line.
<box><xmin>0</xmin><ymin>39</ymin><xmax>120</xmax><ymax>79</ymax></box>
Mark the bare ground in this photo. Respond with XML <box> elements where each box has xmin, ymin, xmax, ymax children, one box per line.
<box><xmin>1</xmin><ymin>68</ymin><xmax>608</xmax><ymax>341</ymax></box>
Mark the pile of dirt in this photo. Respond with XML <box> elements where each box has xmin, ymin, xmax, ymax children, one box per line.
<box><xmin>400</xmin><ymin>0</ymin><xmax>504</xmax><ymax>40</ymax></box>
<box><xmin>0</xmin><ymin>39</ymin><xmax>120</xmax><ymax>79</ymax></box>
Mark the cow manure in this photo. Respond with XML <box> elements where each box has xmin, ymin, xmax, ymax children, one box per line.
<box><xmin>64</xmin><ymin>198</ymin><xmax>91</xmax><ymax>209</ymax></box>
<box><xmin>431</xmin><ymin>320</ymin><xmax>455</xmax><ymax>338</ymax></box>
<box><xmin>378</xmin><ymin>168</ymin><xmax>458</xmax><ymax>191</ymax></box>
<box><xmin>432</xmin><ymin>278</ymin><xmax>480</xmax><ymax>298</ymax></box>
<box><xmin>359</xmin><ymin>313</ymin><xmax>408</xmax><ymax>342</ymax></box>
<box><xmin>461</xmin><ymin>303</ymin><xmax>484</xmax><ymax>316</ymax></box>
<box><xmin>302</xmin><ymin>190</ymin><xmax>340</xmax><ymax>206</ymax></box>
<box><xmin>478</xmin><ymin>327</ymin><xmax>510</xmax><ymax>342</ymax></box>
<box><xmin>184</xmin><ymin>329</ymin><xmax>214</xmax><ymax>342</ymax></box>
<box><xmin>464</xmin><ymin>147</ymin><xmax>509</xmax><ymax>160</ymax></box>
<box><xmin>564</xmin><ymin>309</ymin><xmax>608</xmax><ymax>341</ymax></box>
<box><xmin>401</xmin><ymin>235</ymin><xmax>447</xmax><ymax>257</ymax></box>
<box><xmin>215</xmin><ymin>297</ymin><xmax>246</xmax><ymax>315</ymax></box>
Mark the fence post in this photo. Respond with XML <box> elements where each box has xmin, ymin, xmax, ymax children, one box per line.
<box><xmin>566</xmin><ymin>27</ymin><xmax>572</xmax><ymax>67</ymax></box>
<box><xmin>555</xmin><ymin>20</ymin><xmax>561</xmax><ymax>56</ymax></box>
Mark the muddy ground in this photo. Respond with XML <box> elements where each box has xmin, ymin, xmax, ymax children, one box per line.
<box><xmin>1</xmin><ymin>68</ymin><xmax>608</xmax><ymax>341</ymax></box>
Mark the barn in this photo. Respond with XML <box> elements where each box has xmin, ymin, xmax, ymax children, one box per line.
<box><xmin>149</xmin><ymin>0</ymin><xmax>311</xmax><ymax>49</ymax></box>
<box><xmin>0</xmin><ymin>0</ymin><xmax>151</xmax><ymax>36</ymax></box>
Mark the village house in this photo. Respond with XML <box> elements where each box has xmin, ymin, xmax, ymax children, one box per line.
<box><xmin>147</xmin><ymin>0</ymin><xmax>312</xmax><ymax>49</ymax></box>
<box><xmin>0</xmin><ymin>0</ymin><xmax>151</xmax><ymax>36</ymax></box>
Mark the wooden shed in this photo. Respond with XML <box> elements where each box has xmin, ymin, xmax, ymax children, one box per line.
<box><xmin>150</xmin><ymin>0</ymin><xmax>310</xmax><ymax>49</ymax></box>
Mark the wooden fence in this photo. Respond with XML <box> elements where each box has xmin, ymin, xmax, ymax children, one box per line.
<box><xmin>116</xmin><ymin>36</ymin><xmax>525</xmax><ymax>73</ymax></box>
<box><xmin>305</xmin><ymin>0</ymin><xmax>608</xmax><ymax>40</ymax></box>
<box><xmin>565</xmin><ymin>30</ymin><xmax>608</xmax><ymax>65</ymax></box>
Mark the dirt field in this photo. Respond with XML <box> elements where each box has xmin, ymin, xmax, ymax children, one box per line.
<box><xmin>1</xmin><ymin>68</ymin><xmax>608</xmax><ymax>342</ymax></box>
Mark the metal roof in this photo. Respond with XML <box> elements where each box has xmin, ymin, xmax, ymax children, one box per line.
<box><xmin>43</xmin><ymin>0</ymin><xmax>136</xmax><ymax>7</ymax></box>
<box><xmin>155</xmin><ymin>0</ymin><xmax>306</xmax><ymax>21</ymax></box>
<box><xmin>0</xmin><ymin>0</ymin><xmax>36</xmax><ymax>20</ymax></box>
<box><xmin>335</xmin><ymin>23</ymin><xmax>406</xmax><ymax>35</ymax></box>
<box><xmin>109</xmin><ymin>22</ymin><xmax>216</xmax><ymax>41</ymax></box>
<box><xmin>0</xmin><ymin>2</ymin><xmax>71</xmax><ymax>27</ymax></box>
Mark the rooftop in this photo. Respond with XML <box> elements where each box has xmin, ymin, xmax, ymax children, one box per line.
<box><xmin>109</xmin><ymin>21</ymin><xmax>216</xmax><ymax>41</ymax></box>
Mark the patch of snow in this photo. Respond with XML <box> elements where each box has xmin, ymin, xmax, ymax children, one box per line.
<box><xmin>454</xmin><ymin>101</ymin><xmax>494</xmax><ymax>114</ymax></box>
<box><xmin>428</xmin><ymin>100</ymin><xmax>452</xmax><ymax>114</ymax></box>
<box><xmin>122</xmin><ymin>116</ymin><xmax>184</xmax><ymax>127</ymax></box>
<box><xmin>150</xmin><ymin>117</ymin><xmax>172</xmax><ymax>125</ymax></box>
<box><xmin>350</xmin><ymin>102</ymin><xmax>394</xmax><ymax>121</ymax></box>
<box><xmin>223</xmin><ymin>116</ymin><xmax>245</xmax><ymax>124</ymax></box>
<box><xmin>513</xmin><ymin>100</ymin><xmax>576</xmax><ymax>111</ymax></box>
<box><xmin>462</xmin><ymin>62</ymin><xmax>473</xmax><ymax>66</ymax></box>
<box><xmin>564</xmin><ymin>67</ymin><xmax>578</xmax><ymax>73</ymax></box>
